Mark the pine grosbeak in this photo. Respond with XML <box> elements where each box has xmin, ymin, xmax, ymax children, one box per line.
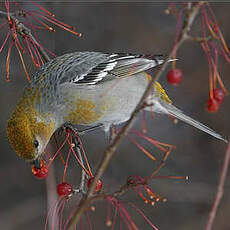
<box><xmin>6</xmin><ymin>52</ymin><xmax>226</xmax><ymax>167</ymax></box>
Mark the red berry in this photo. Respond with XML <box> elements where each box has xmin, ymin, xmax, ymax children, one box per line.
<box><xmin>87</xmin><ymin>177</ymin><xmax>103</xmax><ymax>192</ymax></box>
<box><xmin>213</xmin><ymin>88</ymin><xmax>225</xmax><ymax>104</ymax></box>
<box><xmin>32</xmin><ymin>161</ymin><xmax>48</xmax><ymax>179</ymax></box>
<box><xmin>207</xmin><ymin>98</ymin><xmax>219</xmax><ymax>112</ymax></box>
<box><xmin>167</xmin><ymin>68</ymin><xmax>183</xmax><ymax>85</ymax></box>
<box><xmin>57</xmin><ymin>182</ymin><xmax>73</xmax><ymax>196</ymax></box>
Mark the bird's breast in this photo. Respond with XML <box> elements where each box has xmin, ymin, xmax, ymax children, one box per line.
<box><xmin>64</xmin><ymin>98</ymin><xmax>110</xmax><ymax>125</ymax></box>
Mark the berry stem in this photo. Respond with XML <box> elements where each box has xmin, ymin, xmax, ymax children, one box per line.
<box><xmin>6</xmin><ymin>38</ymin><xmax>13</xmax><ymax>82</ymax></box>
<box><xmin>172</xmin><ymin>8</ymin><xmax>183</xmax><ymax>69</ymax></box>
<box><xmin>53</xmin><ymin>133</ymin><xmax>65</xmax><ymax>165</ymax></box>
<box><xmin>31</xmin><ymin>2</ymin><xmax>55</xmax><ymax>17</ymax></box>
<box><xmin>48</xmin><ymin>132</ymin><xmax>70</xmax><ymax>167</ymax></box>
<box><xmin>76</xmin><ymin>136</ymin><xmax>93</xmax><ymax>177</ymax></box>
<box><xmin>0</xmin><ymin>30</ymin><xmax>10</xmax><ymax>53</ymax></box>
<box><xmin>209</xmin><ymin>56</ymin><xmax>228</xmax><ymax>94</ymax></box>
<box><xmin>128</xmin><ymin>203</ymin><xmax>159</xmax><ymax>230</ymax></box>
<box><xmin>128</xmin><ymin>136</ymin><xmax>157</xmax><ymax>161</ymax></box>
<box><xmin>213</xmin><ymin>48</ymin><xmax>218</xmax><ymax>88</ymax></box>
<box><xmin>85</xmin><ymin>212</ymin><xmax>93</xmax><ymax>230</ymax></box>
<box><xmin>15</xmin><ymin>41</ymin><xmax>30</xmax><ymax>81</ymax></box>
<box><xmin>67</xmin><ymin>138</ymin><xmax>91</xmax><ymax>176</ymax></box>
<box><xmin>142</xmin><ymin>111</ymin><xmax>147</xmax><ymax>134</ymax></box>
<box><xmin>62</xmin><ymin>148</ymin><xmax>72</xmax><ymax>182</ymax></box>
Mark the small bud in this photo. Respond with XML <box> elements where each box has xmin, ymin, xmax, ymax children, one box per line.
<box><xmin>173</xmin><ymin>118</ymin><xmax>178</xmax><ymax>124</ymax></box>
<box><xmin>165</xmin><ymin>9</ymin><xmax>170</xmax><ymax>14</ymax></box>
<box><xmin>106</xmin><ymin>220</ymin><xmax>112</xmax><ymax>227</ymax></box>
<box><xmin>144</xmin><ymin>200</ymin><xmax>149</xmax><ymax>204</ymax></box>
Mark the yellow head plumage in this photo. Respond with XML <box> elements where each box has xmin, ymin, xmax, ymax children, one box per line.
<box><xmin>6</xmin><ymin>90</ymin><xmax>55</xmax><ymax>161</ymax></box>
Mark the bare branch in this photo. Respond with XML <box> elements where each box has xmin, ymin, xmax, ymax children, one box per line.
<box><xmin>45</xmin><ymin>157</ymin><xmax>58</xmax><ymax>230</ymax></box>
<box><xmin>205</xmin><ymin>140</ymin><xmax>230</xmax><ymax>230</ymax></box>
<box><xmin>0</xmin><ymin>10</ymin><xmax>51</xmax><ymax>62</ymax></box>
<box><xmin>66</xmin><ymin>3</ymin><xmax>202</xmax><ymax>230</ymax></box>
<box><xmin>185</xmin><ymin>34</ymin><xmax>212</xmax><ymax>43</ymax></box>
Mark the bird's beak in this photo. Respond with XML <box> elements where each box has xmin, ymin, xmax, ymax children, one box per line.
<box><xmin>31</xmin><ymin>158</ymin><xmax>41</xmax><ymax>169</ymax></box>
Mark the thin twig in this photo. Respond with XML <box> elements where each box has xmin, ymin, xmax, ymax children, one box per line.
<box><xmin>45</xmin><ymin>144</ymin><xmax>59</xmax><ymax>230</ymax></box>
<box><xmin>66</xmin><ymin>3</ymin><xmax>202</xmax><ymax>230</ymax></box>
<box><xmin>76</xmin><ymin>144</ymin><xmax>87</xmax><ymax>193</ymax></box>
<box><xmin>0</xmin><ymin>10</ymin><xmax>51</xmax><ymax>62</ymax></box>
<box><xmin>70</xmin><ymin>132</ymin><xmax>88</xmax><ymax>195</ymax></box>
<box><xmin>185</xmin><ymin>34</ymin><xmax>212</xmax><ymax>43</ymax></box>
<box><xmin>151</xmin><ymin>150</ymin><xmax>172</xmax><ymax>177</ymax></box>
<box><xmin>205</xmin><ymin>140</ymin><xmax>230</xmax><ymax>230</ymax></box>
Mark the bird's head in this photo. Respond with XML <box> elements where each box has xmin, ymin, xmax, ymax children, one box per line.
<box><xmin>6</xmin><ymin>95</ymin><xmax>55</xmax><ymax>165</ymax></box>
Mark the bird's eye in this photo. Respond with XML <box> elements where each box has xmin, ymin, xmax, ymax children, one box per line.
<box><xmin>34</xmin><ymin>140</ymin><xmax>39</xmax><ymax>148</ymax></box>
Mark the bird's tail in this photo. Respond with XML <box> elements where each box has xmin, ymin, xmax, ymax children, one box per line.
<box><xmin>147</xmin><ymin>100</ymin><xmax>227</xmax><ymax>143</ymax></box>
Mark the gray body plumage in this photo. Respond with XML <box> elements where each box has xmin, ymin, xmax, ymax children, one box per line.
<box><xmin>28</xmin><ymin>51</ymin><xmax>163</xmax><ymax>129</ymax></box>
<box><xmin>25</xmin><ymin>51</ymin><xmax>226</xmax><ymax>142</ymax></box>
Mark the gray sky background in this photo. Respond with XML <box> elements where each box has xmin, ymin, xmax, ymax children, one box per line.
<box><xmin>0</xmin><ymin>2</ymin><xmax>230</xmax><ymax>230</ymax></box>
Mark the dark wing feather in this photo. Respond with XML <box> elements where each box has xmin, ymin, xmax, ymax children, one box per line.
<box><xmin>31</xmin><ymin>52</ymin><xmax>165</xmax><ymax>87</ymax></box>
<box><xmin>75</xmin><ymin>53</ymin><xmax>165</xmax><ymax>85</ymax></box>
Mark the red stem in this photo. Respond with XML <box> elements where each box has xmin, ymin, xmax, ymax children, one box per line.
<box><xmin>48</xmin><ymin>132</ymin><xmax>70</xmax><ymax>167</ymax></box>
<box><xmin>205</xmin><ymin>140</ymin><xmax>230</xmax><ymax>230</ymax></box>
<box><xmin>129</xmin><ymin>203</ymin><xmax>159</xmax><ymax>230</ymax></box>
<box><xmin>85</xmin><ymin>212</ymin><xmax>93</xmax><ymax>230</ymax></box>
<box><xmin>0</xmin><ymin>30</ymin><xmax>10</xmax><ymax>53</ymax></box>
<box><xmin>62</xmin><ymin>148</ymin><xmax>72</xmax><ymax>182</ymax></box>
<box><xmin>77</xmin><ymin>136</ymin><xmax>93</xmax><ymax>177</ymax></box>
<box><xmin>67</xmin><ymin>138</ymin><xmax>90</xmax><ymax>176</ymax></box>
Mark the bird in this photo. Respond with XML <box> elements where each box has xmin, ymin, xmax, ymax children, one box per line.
<box><xmin>6</xmin><ymin>51</ymin><xmax>227</xmax><ymax>168</ymax></box>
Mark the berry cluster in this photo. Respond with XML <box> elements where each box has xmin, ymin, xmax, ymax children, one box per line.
<box><xmin>207</xmin><ymin>88</ymin><xmax>225</xmax><ymax>112</ymax></box>
<box><xmin>31</xmin><ymin>128</ymin><xmax>103</xmax><ymax>198</ymax></box>
<box><xmin>1</xmin><ymin>1</ymin><xmax>81</xmax><ymax>81</ymax></box>
<box><xmin>166</xmin><ymin>3</ymin><xmax>229</xmax><ymax>113</ymax></box>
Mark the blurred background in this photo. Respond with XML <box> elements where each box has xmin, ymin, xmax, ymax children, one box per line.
<box><xmin>0</xmin><ymin>2</ymin><xmax>230</xmax><ymax>230</ymax></box>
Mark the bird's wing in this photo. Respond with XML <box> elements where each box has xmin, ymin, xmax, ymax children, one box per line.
<box><xmin>71</xmin><ymin>53</ymin><xmax>165</xmax><ymax>85</ymax></box>
<box><xmin>30</xmin><ymin>51</ymin><xmax>165</xmax><ymax>107</ymax></box>
<box><xmin>31</xmin><ymin>51</ymin><xmax>164</xmax><ymax>86</ymax></box>
<box><xmin>31</xmin><ymin>52</ymin><xmax>109</xmax><ymax>85</ymax></box>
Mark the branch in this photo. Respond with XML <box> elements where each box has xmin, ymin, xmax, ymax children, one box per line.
<box><xmin>0</xmin><ymin>10</ymin><xmax>51</xmax><ymax>62</ymax></box>
<box><xmin>66</xmin><ymin>3</ymin><xmax>202</xmax><ymax>230</ymax></box>
<box><xmin>185</xmin><ymin>35</ymin><xmax>212</xmax><ymax>43</ymax></box>
<box><xmin>205</xmin><ymin>140</ymin><xmax>230</xmax><ymax>230</ymax></box>
<box><xmin>73</xmin><ymin>136</ymin><xmax>87</xmax><ymax>194</ymax></box>
<box><xmin>45</xmin><ymin>155</ymin><xmax>58</xmax><ymax>230</ymax></box>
